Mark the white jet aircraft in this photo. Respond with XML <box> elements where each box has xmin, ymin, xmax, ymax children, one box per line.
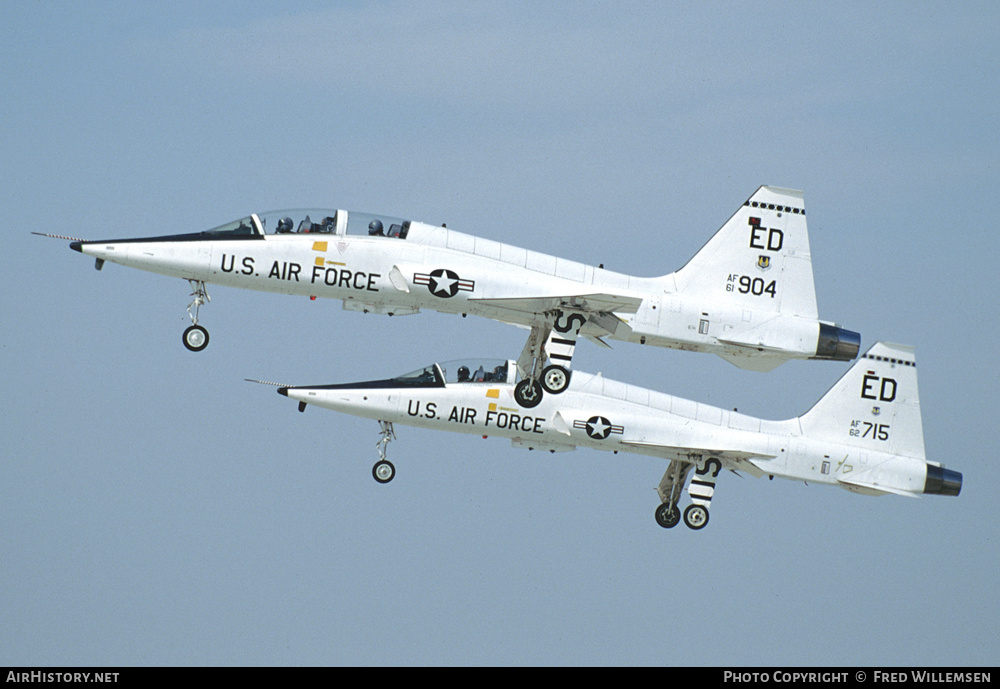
<box><xmin>40</xmin><ymin>186</ymin><xmax>859</xmax><ymax>407</ymax></box>
<box><xmin>253</xmin><ymin>342</ymin><xmax>961</xmax><ymax>530</ymax></box>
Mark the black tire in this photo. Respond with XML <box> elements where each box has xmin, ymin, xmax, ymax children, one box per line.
<box><xmin>372</xmin><ymin>460</ymin><xmax>395</xmax><ymax>484</ymax></box>
<box><xmin>182</xmin><ymin>325</ymin><xmax>209</xmax><ymax>352</ymax></box>
<box><xmin>540</xmin><ymin>365</ymin><xmax>571</xmax><ymax>394</ymax></box>
<box><xmin>683</xmin><ymin>504</ymin><xmax>709</xmax><ymax>530</ymax></box>
<box><xmin>654</xmin><ymin>503</ymin><xmax>681</xmax><ymax>529</ymax></box>
<box><xmin>514</xmin><ymin>379</ymin><xmax>544</xmax><ymax>408</ymax></box>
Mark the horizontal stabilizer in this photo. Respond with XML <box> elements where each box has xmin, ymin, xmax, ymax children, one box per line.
<box><xmin>715</xmin><ymin>352</ymin><xmax>786</xmax><ymax>372</ymax></box>
<box><xmin>836</xmin><ymin>475</ymin><xmax>919</xmax><ymax>498</ymax></box>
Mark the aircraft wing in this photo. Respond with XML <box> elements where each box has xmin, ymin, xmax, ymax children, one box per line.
<box><xmin>468</xmin><ymin>292</ymin><xmax>643</xmax><ymax>315</ymax></box>
<box><xmin>621</xmin><ymin>440</ymin><xmax>774</xmax><ymax>470</ymax></box>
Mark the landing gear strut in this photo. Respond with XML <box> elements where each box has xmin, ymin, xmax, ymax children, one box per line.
<box><xmin>514</xmin><ymin>310</ymin><xmax>584</xmax><ymax>408</ymax></box>
<box><xmin>372</xmin><ymin>421</ymin><xmax>396</xmax><ymax>483</ymax></box>
<box><xmin>183</xmin><ymin>280</ymin><xmax>211</xmax><ymax>352</ymax></box>
<box><xmin>655</xmin><ymin>456</ymin><xmax>719</xmax><ymax>531</ymax></box>
<box><xmin>655</xmin><ymin>460</ymin><xmax>692</xmax><ymax>530</ymax></box>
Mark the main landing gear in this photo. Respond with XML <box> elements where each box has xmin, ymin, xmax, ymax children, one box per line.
<box><xmin>372</xmin><ymin>420</ymin><xmax>396</xmax><ymax>483</ymax></box>
<box><xmin>655</xmin><ymin>456</ymin><xmax>721</xmax><ymax>531</ymax></box>
<box><xmin>514</xmin><ymin>310</ymin><xmax>584</xmax><ymax>408</ymax></box>
<box><xmin>182</xmin><ymin>280</ymin><xmax>211</xmax><ymax>352</ymax></box>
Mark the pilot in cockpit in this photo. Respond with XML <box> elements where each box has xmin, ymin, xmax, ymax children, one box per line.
<box><xmin>457</xmin><ymin>366</ymin><xmax>471</xmax><ymax>382</ymax></box>
<box><xmin>276</xmin><ymin>217</ymin><xmax>294</xmax><ymax>234</ymax></box>
<box><xmin>369</xmin><ymin>219</ymin><xmax>385</xmax><ymax>236</ymax></box>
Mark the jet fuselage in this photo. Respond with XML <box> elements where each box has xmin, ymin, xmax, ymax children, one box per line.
<box><xmin>69</xmin><ymin>190</ymin><xmax>859</xmax><ymax>368</ymax></box>
<box><xmin>277</xmin><ymin>346</ymin><xmax>960</xmax><ymax>500</ymax></box>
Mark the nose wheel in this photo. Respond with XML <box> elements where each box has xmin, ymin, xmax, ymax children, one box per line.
<box><xmin>182</xmin><ymin>324</ymin><xmax>209</xmax><ymax>352</ymax></box>
<box><xmin>373</xmin><ymin>460</ymin><xmax>395</xmax><ymax>483</ymax></box>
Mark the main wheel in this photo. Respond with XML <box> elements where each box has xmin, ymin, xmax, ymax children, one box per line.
<box><xmin>683</xmin><ymin>504</ymin><xmax>709</xmax><ymax>530</ymax></box>
<box><xmin>373</xmin><ymin>460</ymin><xmax>395</xmax><ymax>484</ymax></box>
<box><xmin>182</xmin><ymin>325</ymin><xmax>209</xmax><ymax>352</ymax></box>
<box><xmin>654</xmin><ymin>503</ymin><xmax>681</xmax><ymax>529</ymax></box>
<box><xmin>540</xmin><ymin>365</ymin><xmax>571</xmax><ymax>394</ymax></box>
<box><xmin>514</xmin><ymin>379</ymin><xmax>544</xmax><ymax>408</ymax></box>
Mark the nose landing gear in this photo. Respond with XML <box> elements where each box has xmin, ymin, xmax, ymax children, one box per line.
<box><xmin>372</xmin><ymin>421</ymin><xmax>397</xmax><ymax>483</ymax></box>
<box><xmin>183</xmin><ymin>280</ymin><xmax>211</xmax><ymax>352</ymax></box>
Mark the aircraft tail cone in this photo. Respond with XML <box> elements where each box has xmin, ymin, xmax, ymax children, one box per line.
<box><xmin>924</xmin><ymin>466</ymin><xmax>962</xmax><ymax>496</ymax></box>
<box><xmin>812</xmin><ymin>323</ymin><xmax>861</xmax><ymax>361</ymax></box>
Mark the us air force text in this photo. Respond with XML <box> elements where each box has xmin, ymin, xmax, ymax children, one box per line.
<box><xmin>407</xmin><ymin>400</ymin><xmax>545</xmax><ymax>434</ymax></box>
<box><xmin>220</xmin><ymin>254</ymin><xmax>380</xmax><ymax>291</ymax></box>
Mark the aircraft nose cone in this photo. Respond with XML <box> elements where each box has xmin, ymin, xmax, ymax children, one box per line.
<box><xmin>70</xmin><ymin>241</ymin><xmax>83</xmax><ymax>253</ymax></box>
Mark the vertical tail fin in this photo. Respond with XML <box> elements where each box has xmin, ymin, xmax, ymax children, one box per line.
<box><xmin>798</xmin><ymin>342</ymin><xmax>925</xmax><ymax>460</ymax></box>
<box><xmin>671</xmin><ymin>186</ymin><xmax>818</xmax><ymax>319</ymax></box>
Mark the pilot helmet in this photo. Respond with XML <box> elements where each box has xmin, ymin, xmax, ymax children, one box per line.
<box><xmin>457</xmin><ymin>366</ymin><xmax>470</xmax><ymax>380</ymax></box>
<box><xmin>368</xmin><ymin>219</ymin><xmax>384</xmax><ymax>235</ymax></box>
<box><xmin>277</xmin><ymin>217</ymin><xmax>293</xmax><ymax>233</ymax></box>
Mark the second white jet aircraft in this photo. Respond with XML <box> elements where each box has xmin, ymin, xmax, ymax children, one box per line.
<box><xmin>42</xmin><ymin>186</ymin><xmax>858</xmax><ymax>407</ymax></box>
<box><xmin>255</xmin><ymin>342</ymin><xmax>961</xmax><ymax>530</ymax></box>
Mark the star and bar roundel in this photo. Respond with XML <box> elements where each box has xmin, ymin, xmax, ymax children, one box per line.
<box><xmin>413</xmin><ymin>269</ymin><xmax>475</xmax><ymax>298</ymax></box>
<box><xmin>573</xmin><ymin>416</ymin><xmax>624</xmax><ymax>440</ymax></box>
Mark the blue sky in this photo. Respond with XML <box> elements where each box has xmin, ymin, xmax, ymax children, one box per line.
<box><xmin>2</xmin><ymin>2</ymin><xmax>998</xmax><ymax>666</ymax></box>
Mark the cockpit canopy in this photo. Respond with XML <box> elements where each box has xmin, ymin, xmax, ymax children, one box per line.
<box><xmin>251</xmin><ymin>209</ymin><xmax>412</xmax><ymax>239</ymax></box>
<box><xmin>203</xmin><ymin>215</ymin><xmax>266</xmax><ymax>237</ymax></box>
<box><xmin>392</xmin><ymin>359</ymin><xmax>515</xmax><ymax>387</ymax></box>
